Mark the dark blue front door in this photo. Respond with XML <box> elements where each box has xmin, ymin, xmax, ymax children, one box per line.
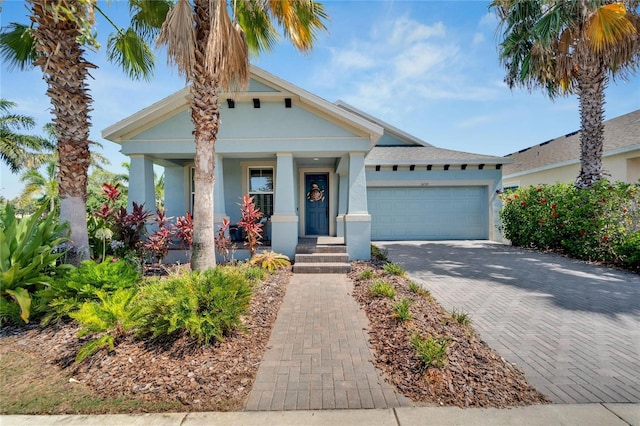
<box><xmin>305</xmin><ymin>173</ymin><xmax>329</xmax><ymax>235</ymax></box>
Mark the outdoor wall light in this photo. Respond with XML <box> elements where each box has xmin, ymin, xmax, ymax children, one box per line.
<box><xmin>226</xmin><ymin>99</ymin><xmax>235</xmax><ymax>108</ymax></box>
<box><xmin>285</xmin><ymin>98</ymin><xmax>292</xmax><ymax>108</ymax></box>
<box><xmin>253</xmin><ymin>98</ymin><xmax>260</xmax><ymax>108</ymax></box>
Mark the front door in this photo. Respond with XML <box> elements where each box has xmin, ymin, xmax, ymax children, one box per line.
<box><xmin>305</xmin><ymin>173</ymin><xmax>329</xmax><ymax>235</ymax></box>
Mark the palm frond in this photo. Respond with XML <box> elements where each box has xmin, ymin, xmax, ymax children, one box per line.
<box><xmin>236</xmin><ymin>0</ymin><xmax>278</xmax><ymax>55</ymax></box>
<box><xmin>586</xmin><ymin>3</ymin><xmax>637</xmax><ymax>53</ymax></box>
<box><xmin>207</xmin><ymin>0</ymin><xmax>249</xmax><ymax>91</ymax></box>
<box><xmin>128</xmin><ymin>0</ymin><xmax>172</xmax><ymax>42</ymax></box>
<box><xmin>107</xmin><ymin>27</ymin><xmax>156</xmax><ymax>81</ymax></box>
<box><xmin>157</xmin><ymin>0</ymin><xmax>196</xmax><ymax>79</ymax></box>
<box><xmin>0</xmin><ymin>22</ymin><xmax>37</xmax><ymax>71</ymax></box>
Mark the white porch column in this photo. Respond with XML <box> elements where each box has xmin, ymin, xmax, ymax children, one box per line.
<box><xmin>214</xmin><ymin>154</ymin><xmax>227</xmax><ymax>228</ymax></box>
<box><xmin>128</xmin><ymin>155</ymin><xmax>155</xmax><ymax>211</ymax></box>
<box><xmin>336</xmin><ymin>173</ymin><xmax>348</xmax><ymax>237</ymax></box>
<box><xmin>345</xmin><ymin>152</ymin><xmax>371</xmax><ymax>260</ymax></box>
<box><xmin>271</xmin><ymin>152</ymin><xmax>298</xmax><ymax>258</ymax></box>
<box><xmin>164</xmin><ymin>165</ymin><xmax>186</xmax><ymax>218</ymax></box>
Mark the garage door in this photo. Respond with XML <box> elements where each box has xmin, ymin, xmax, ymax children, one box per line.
<box><xmin>368</xmin><ymin>186</ymin><xmax>488</xmax><ymax>240</ymax></box>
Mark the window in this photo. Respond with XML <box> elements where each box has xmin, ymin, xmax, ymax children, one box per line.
<box><xmin>248</xmin><ymin>167</ymin><xmax>274</xmax><ymax>217</ymax></box>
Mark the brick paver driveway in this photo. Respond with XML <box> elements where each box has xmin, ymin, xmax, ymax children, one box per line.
<box><xmin>376</xmin><ymin>241</ymin><xmax>640</xmax><ymax>404</ymax></box>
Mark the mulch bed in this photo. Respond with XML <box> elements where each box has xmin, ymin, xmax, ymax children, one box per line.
<box><xmin>349</xmin><ymin>260</ymin><xmax>550</xmax><ymax>408</ymax></box>
<box><xmin>1</xmin><ymin>268</ymin><xmax>291</xmax><ymax>412</ymax></box>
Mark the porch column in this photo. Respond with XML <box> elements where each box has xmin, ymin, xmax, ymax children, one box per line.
<box><xmin>336</xmin><ymin>173</ymin><xmax>348</xmax><ymax>237</ymax></box>
<box><xmin>164</xmin><ymin>165</ymin><xmax>186</xmax><ymax>218</ymax></box>
<box><xmin>214</xmin><ymin>154</ymin><xmax>227</xmax><ymax>229</ymax></box>
<box><xmin>345</xmin><ymin>152</ymin><xmax>371</xmax><ymax>260</ymax></box>
<box><xmin>128</xmin><ymin>155</ymin><xmax>155</xmax><ymax>211</ymax></box>
<box><xmin>271</xmin><ymin>152</ymin><xmax>298</xmax><ymax>258</ymax></box>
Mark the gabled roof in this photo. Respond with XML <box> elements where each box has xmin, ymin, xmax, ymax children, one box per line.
<box><xmin>102</xmin><ymin>66</ymin><xmax>383</xmax><ymax>145</ymax></box>
<box><xmin>335</xmin><ymin>101</ymin><xmax>432</xmax><ymax>147</ymax></box>
<box><xmin>503</xmin><ymin>110</ymin><xmax>640</xmax><ymax>175</ymax></box>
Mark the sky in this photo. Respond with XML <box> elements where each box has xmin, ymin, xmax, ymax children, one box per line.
<box><xmin>1</xmin><ymin>0</ymin><xmax>639</xmax><ymax>200</ymax></box>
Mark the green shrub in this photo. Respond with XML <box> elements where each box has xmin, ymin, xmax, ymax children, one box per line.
<box><xmin>500</xmin><ymin>181</ymin><xmax>640</xmax><ymax>267</ymax></box>
<box><xmin>249</xmin><ymin>251</ymin><xmax>291</xmax><ymax>272</ymax></box>
<box><xmin>70</xmin><ymin>288</ymin><xmax>142</xmax><ymax>363</ymax></box>
<box><xmin>358</xmin><ymin>269</ymin><xmax>374</xmax><ymax>280</ymax></box>
<box><xmin>370</xmin><ymin>244</ymin><xmax>388</xmax><ymax>262</ymax></box>
<box><xmin>383</xmin><ymin>262</ymin><xmax>405</xmax><ymax>276</ymax></box>
<box><xmin>231</xmin><ymin>263</ymin><xmax>266</xmax><ymax>283</ymax></box>
<box><xmin>451</xmin><ymin>308</ymin><xmax>471</xmax><ymax>326</ymax></box>
<box><xmin>37</xmin><ymin>258</ymin><xmax>141</xmax><ymax>325</ymax></box>
<box><xmin>369</xmin><ymin>280</ymin><xmax>396</xmax><ymax>298</ymax></box>
<box><xmin>411</xmin><ymin>333</ymin><xmax>449</xmax><ymax>369</ymax></box>
<box><xmin>616</xmin><ymin>231</ymin><xmax>640</xmax><ymax>270</ymax></box>
<box><xmin>138</xmin><ymin>268</ymin><xmax>252</xmax><ymax>345</ymax></box>
<box><xmin>0</xmin><ymin>204</ymin><xmax>70</xmax><ymax>324</ymax></box>
<box><xmin>392</xmin><ymin>298</ymin><xmax>412</xmax><ymax>322</ymax></box>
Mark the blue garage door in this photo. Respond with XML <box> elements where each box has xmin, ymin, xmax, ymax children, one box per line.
<box><xmin>368</xmin><ymin>186</ymin><xmax>488</xmax><ymax>240</ymax></box>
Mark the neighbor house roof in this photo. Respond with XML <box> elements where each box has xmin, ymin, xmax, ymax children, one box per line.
<box><xmin>503</xmin><ymin>110</ymin><xmax>640</xmax><ymax>175</ymax></box>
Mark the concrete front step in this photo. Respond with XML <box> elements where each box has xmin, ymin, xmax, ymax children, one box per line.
<box><xmin>294</xmin><ymin>253</ymin><xmax>349</xmax><ymax>263</ymax></box>
<box><xmin>295</xmin><ymin>245</ymin><xmax>348</xmax><ymax>254</ymax></box>
<box><xmin>292</xmin><ymin>262</ymin><xmax>351</xmax><ymax>274</ymax></box>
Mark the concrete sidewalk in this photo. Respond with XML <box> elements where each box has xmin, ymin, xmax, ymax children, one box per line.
<box><xmin>3</xmin><ymin>403</ymin><xmax>639</xmax><ymax>425</ymax></box>
<box><xmin>245</xmin><ymin>274</ymin><xmax>409</xmax><ymax>410</ymax></box>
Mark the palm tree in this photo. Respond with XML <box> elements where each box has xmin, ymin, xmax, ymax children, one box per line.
<box><xmin>1</xmin><ymin>1</ymin><xmax>170</xmax><ymax>261</ymax></box>
<box><xmin>19</xmin><ymin>160</ymin><xmax>59</xmax><ymax>213</ymax></box>
<box><xmin>157</xmin><ymin>0</ymin><xmax>328</xmax><ymax>270</ymax></box>
<box><xmin>0</xmin><ymin>98</ymin><xmax>54</xmax><ymax>173</ymax></box>
<box><xmin>491</xmin><ymin>0</ymin><xmax>640</xmax><ymax>188</ymax></box>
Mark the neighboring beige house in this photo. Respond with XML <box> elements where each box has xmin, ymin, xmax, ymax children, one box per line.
<box><xmin>502</xmin><ymin>110</ymin><xmax>640</xmax><ymax>189</ymax></box>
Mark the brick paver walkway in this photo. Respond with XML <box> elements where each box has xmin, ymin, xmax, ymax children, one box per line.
<box><xmin>377</xmin><ymin>241</ymin><xmax>640</xmax><ymax>404</ymax></box>
<box><xmin>245</xmin><ymin>274</ymin><xmax>410</xmax><ymax>410</ymax></box>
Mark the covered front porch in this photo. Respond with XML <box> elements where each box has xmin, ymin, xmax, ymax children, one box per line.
<box><xmin>129</xmin><ymin>151</ymin><xmax>373</xmax><ymax>261</ymax></box>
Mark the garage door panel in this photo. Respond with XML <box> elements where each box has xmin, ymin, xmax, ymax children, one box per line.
<box><xmin>368</xmin><ymin>186</ymin><xmax>488</xmax><ymax>240</ymax></box>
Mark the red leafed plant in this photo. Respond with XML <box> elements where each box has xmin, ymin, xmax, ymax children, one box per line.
<box><xmin>174</xmin><ymin>212</ymin><xmax>193</xmax><ymax>250</ymax></box>
<box><xmin>144</xmin><ymin>209</ymin><xmax>174</xmax><ymax>264</ymax></box>
<box><xmin>215</xmin><ymin>217</ymin><xmax>232</xmax><ymax>262</ymax></box>
<box><xmin>238</xmin><ymin>195</ymin><xmax>263</xmax><ymax>257</ymax></box>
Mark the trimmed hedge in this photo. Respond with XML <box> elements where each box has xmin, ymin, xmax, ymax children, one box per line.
<box><xmin>499</xmin><ymin>181</ymin><xmax>640</xmax><ymax>271</ymax></box>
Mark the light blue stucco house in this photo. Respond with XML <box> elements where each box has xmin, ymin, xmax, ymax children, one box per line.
<box><xmin>103</xmin><ymin>66</ymin><xmax>506</xmax><ymax>261</ymax></box>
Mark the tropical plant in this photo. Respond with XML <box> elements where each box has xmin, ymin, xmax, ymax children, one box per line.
<box><xmin>491</xmin><ymin>0</ymin><xmax>640</xmax><ymax>188</ymax></box>
<box><xmin>71</xmin><ymin>288</ymin><xmax>142</xmax><ymax>363</ymax></box>
<box><xmin>144</xmin><ymin>209</ymin><xmax>173</xmax><ymax>264</ymax></box>
<box><xmin>0</xmin><ymin>1</ymin><xmax>171</xmax><ymax>262</ymax></box>
<box><xmin>0</xmin><ymin>203</ymin><xmax>69</xmax><ymax>324</ymax></box>
<box><xmin>0</xmin><ymin>98</ymin><xmax>54</xmax><ymax>173</ymax></box>
<box><xmin>156</xmin><ymin>0</ymin><xmax>328</xmax><ymax>270</ymax></box>
<box><xmin>214</xmin><ymin>217</ymin><xmax>232</xmax><ymax>262</ymax></box>
<box><xmin>138</xmin><ymin>268</ymin><xmax>252</xmax><ymax>345</ymax></box>
<box><xmin>19</xmin><ymin>160</ymin><xmax>59</xmax><ymax>213</ymax></box>
<box><xmin>249</xmin><ymin>250</ymin><xmax>291</xmax><ymax>272</ymax></box>
<box><xmin>358</xmin><ymin>269</ymin><xmax>375</xmax><ymax>280</ymax></box>
<box><xmin>238</xmin><ymin>194</ymin><xmax>263</xmax><ymax>257</ymax></box>
<box><xmin>37</xmin><ymin>257</ymin><xmax>141</xmax><ymax>325</ymax></box>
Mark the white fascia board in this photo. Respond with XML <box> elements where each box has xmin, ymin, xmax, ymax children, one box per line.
<box><xmin>335</xmin><ymin>100</ymin><xmax>431</xmax><ymax>147</ymax></box>
<box><xmin>102</xmin><ymin>87</ymin><xmax>191</xmax><ymax>143</ymax></box>
<box><xmin>365</xmin><ymin>157</ymin><xmax>511</xmax><ymax>166</ymax></box>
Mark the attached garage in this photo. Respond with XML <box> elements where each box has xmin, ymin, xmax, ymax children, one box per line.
<box><xmin>368</xmin><ymin>186</ymin><xmax>489</xmax><ymax>240</ymax></box>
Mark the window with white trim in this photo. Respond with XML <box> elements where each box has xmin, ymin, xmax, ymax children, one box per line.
<box><xmin>248</xmin><ymin>167</ymin><xmax>274</xmax><ymax>217</ymax></box>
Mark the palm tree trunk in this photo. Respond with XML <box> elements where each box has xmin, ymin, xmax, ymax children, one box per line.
<box><xmin>189</xmin><ymin>0</ymin><xmax>220</xmax><ymax>271</ymax></box>
<box><xmin>575</xmin><ymin>61</ymin><xmax>607</xmax><ymax>188</ymax></box>
<box><xmin>30</xmin><ymin>0</ymin><xmax>93</xmax><ymax>261</ymax></box>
